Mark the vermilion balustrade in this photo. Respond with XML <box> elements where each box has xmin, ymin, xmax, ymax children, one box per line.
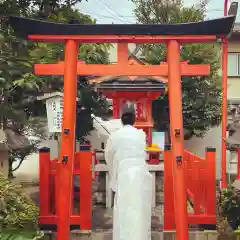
<box><xmin>164</xmin><ymin>146</ymin><xmax>216</xmax><ymax>229</ymax></box>
<box><xmin>39</xmin><ymin>147</ymin><xmax>92</xmax><ymax>231</ymax></box>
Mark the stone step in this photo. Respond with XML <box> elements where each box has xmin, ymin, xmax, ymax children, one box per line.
<box><xmin>43</xmin><ymin>231</ymin><xmax>163</xmax><ymax>240</ymax></box>
<box><xmin>43</xmin><ymin>231</ymin><xmax>219</xmax><ymax>240</ymax></box>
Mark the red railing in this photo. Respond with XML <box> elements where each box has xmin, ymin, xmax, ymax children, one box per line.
<box><xmin>39</xmin><ymin>147</ymin><xmax>92</xmax><ymax>230</ymax></box>
<box><xmin>164</xmin><ymin>146</ymin><xmax>216</xmax><ymax>229</ymax></box>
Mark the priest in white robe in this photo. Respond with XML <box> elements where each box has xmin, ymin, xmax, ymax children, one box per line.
<box><xmin>105</xmin><ymin>102</ymin><xmax>153</xmax><ymax>240</ymax></box>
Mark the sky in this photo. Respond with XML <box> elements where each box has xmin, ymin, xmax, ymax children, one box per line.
<box><xmin>76</xmin><ymin>0</ymin><xmax>240</xmax><ymax>24</ymax></box>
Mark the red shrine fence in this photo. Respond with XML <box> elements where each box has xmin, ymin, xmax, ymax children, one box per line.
<box><xmin>39</xmin><ymin>147</ymin><xmax>92</xmax><ymax>231</ymax></box>
<box><xmin>164</xmin><ymin>146</ymin><xmax>216</xmax><ymax>229</ymax></box>
<box><xmin>39</xmin><ymin>145</ymin><xmax>216</xmax><ymax>231</ymax></box>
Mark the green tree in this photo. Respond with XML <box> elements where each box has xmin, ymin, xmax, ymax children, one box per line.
<box><xmin>30</xmin><ymin>8</ymin><xmax>111</xmax><ymax>141</ymax></box>
<box><xmin>132</xmin><ymin>0</ymin><xmax>221</xmax><ymax>139</ymax></box>
<box><xmin>0</xmin><ymin>1</ymin><xmax>111</xmax><ymax>176</ymax></box>
<box><xmin>0</xmin><ymin>16</ymin><xmax>48</xmax><ymax>177</ymax></box>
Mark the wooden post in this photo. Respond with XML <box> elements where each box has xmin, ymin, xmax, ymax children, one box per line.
<box><xmin>221</xmin><ymin>37</ymin><xmax>228</xmax><ymax>189</ymax></box>
<box><xmin>164</xmin><ymin>145</ymin><xmax>175</xmax><ymax>230</ymax></box>
<box><xmin>193</xmin><ymin>160</ymin><xmax>201</xmax><ymax>214</ymax></box>
<box><xmin>167</xmin><ymin>40</ymin><xmax>188</xmax><ymax>240</ymax></box>
<box><xmin>39</xmin><ymin>147</ymin><xmax>51</xmax><ymax>218</ymax></box>
<box><xmin>79</xmin><ymin>146</ymin><xmax>92</xmax><ymax>230</ymax></box>
<box><xmin>205</xmin><ymin>147</ymin><xmax>216</xmax><ymax>215</ymax></box>
<box><xmin>112</xmin><ymin>97</ymin><xmax>120</xmax><ymax>118</ymax></box>
<box><xmin>57</xmin><ymin>40</ymin><xmax>78</xmax><ymax>240</ymax></box>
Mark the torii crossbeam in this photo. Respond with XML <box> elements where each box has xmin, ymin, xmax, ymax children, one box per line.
<box><xmin>8</xmin><ymin>15</ymin><xmax>236</xmax><ymax>240</ymax></box>
<box><xmin>34</xmin><ymin>60</ymin><xmax>210</xmax><ymax>76</ymax></box>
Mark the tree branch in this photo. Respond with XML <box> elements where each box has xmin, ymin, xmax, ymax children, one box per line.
<box><xmin>12</xmin><ymin>157</ymin><xmax>25</xmax><ymax>172</ymax></box>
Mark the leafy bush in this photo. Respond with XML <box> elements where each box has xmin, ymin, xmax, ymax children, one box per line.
<box><xmin>0</xmin><ymin>232</ymin><xmax>43</xmax><ymax>240</ymax></box>
<box><xmin>0</xmin><ymin>174</ymin><xmax>43</xmax><ymax>239</ymax></box>
<box><xmin>218</xmin><ymin>185</ymin><xmax>240</xmax><ymax>231</ymax></box>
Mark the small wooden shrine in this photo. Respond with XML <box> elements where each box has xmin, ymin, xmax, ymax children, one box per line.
<box><xmin>90</xmin><ymin>55</ymin><xmax>167</xmax><ymax>145</ymax></box>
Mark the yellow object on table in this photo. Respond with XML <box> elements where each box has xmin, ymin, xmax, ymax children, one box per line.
<box><xmin>146</xmin><ymin>144</ymin><xmax>162</xmax><ymax>152</ymax></box>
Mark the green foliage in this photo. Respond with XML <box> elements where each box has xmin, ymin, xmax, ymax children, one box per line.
<box><xmin>0</xmin><ymin>0</ymin><xmax>111</xmax><ymax>174</ymax></box>
<box><xmin>132</xmin><ymin>0</ymin><xmax>206</xmax><ymax>24</ymax></box>
<box><xmin>76</xmin><ymin>76</ymin><xmax>109</xmax><ymax>141</ymax></box>
<box><xmin>8</xmin><ymin>118</ymin><xmax>47</xmax><ymax>177</ymax></box>
<box><xmin>0</xmin><ymin>0</ymin><xmax>86</xmax><ymax>18</ymax></box>
<box><xmin>132</xmin><ymin>0</ymin><xmax>221</xmax><ymax>138</ymax></box>
<box><xmin>220</xmin><ymin>186</ymin><xmax>240</xmax><ymax>231</ymax></box>
<box><xmin>0</xmin><ymin>232</ymin><xmax>43</xmax><ymax>240</ymax></box>
<box><xmin>0</xmin><ymin>174</ymin><xmax>42</xmax><ymax>238</ymax></box>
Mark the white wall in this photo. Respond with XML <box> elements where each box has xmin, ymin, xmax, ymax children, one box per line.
<box><xmin>87</xmin><ymin>129</ymin><xmax>108</xmax><ymax>151</ymax></box>
<box><xmin>13</xmin><ymin>140</ymin><xmax>59</xmax><ymax>183</ymax></box>
<box><xmin>184</xmin><ymin>126</ymin><xmax>222</xmax><ymax>179</ymax></box>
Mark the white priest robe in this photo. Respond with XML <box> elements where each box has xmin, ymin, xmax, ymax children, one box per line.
<box><xmin>105</xmin><ymin>125</ymin><xmax>152</xmax><ymax>240</ymax></box>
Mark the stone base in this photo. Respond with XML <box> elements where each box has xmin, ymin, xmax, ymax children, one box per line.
<box><xmin>43</xmin><ymin>231</ymin><xmax>163</xmax><ymax>240</ymax></box>
<box><xmin>42</xmin><ymin>230</ymin><xmax>223</xmax><ymax>240</ymax></box>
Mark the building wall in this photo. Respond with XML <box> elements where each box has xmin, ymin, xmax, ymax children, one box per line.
<box><xmin>228</xmin><ymin>41</ymin><xmax>240</xmax><ymax>99</ymax></box>
<box><xmin>87</xmin><ymin>130</ymin><xmax>108</xmax><ymax>151</ymax></box>
<box><xmin>13</xmin><ymin>140</ymin><xmax>59</xmax><ymax>183</ymax></box>
<box><xmin>184</xmin><ymin>126</ymin><xmax>222</xmax><ymax>179</ymax></box>
<box><xmin>229</xmin><ymin>41</ymin><xmax>240</xmax><ymax>52</ymax></box>
<box><xmin>228</xmin><ymin>78</ymin><xmax>240</xmax><ymax>99</ymax></box>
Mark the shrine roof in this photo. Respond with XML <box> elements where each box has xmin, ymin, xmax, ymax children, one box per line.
<box><xmin>8</xmin><ymin>16</ymin><xmax>236</xmax><ymax>37</ymax></box>
<box><xmin>97</xmin><ymin>76</ymin><xmax>166</xmax><ymax>84</ymax></box>
<box><xmin>96</xmin><ymin>76</ymin><xmax>166</xmax><ymax>92</ymax></box>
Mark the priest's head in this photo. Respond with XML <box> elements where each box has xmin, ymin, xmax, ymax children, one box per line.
<box><xmin>121</xmin><ymin>102</ymin><xmax>136</xmax><ymax>126</ymax></box>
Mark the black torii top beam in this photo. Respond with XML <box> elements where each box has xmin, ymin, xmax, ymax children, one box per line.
<box><xmin>8</xmin><ymin>15</ymin><xmax>236</xmax><ymax>38</ymax></box>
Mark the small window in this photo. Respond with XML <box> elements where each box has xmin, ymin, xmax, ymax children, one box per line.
<box><xmin>101</xmin><ymin>142</ymin><xmax>105</xmax><ymax>150</ymax></box>
<box><xmin>228</xmin><ymin>53</ymin><xmax>240</xmax><ymax>76</ymax></box>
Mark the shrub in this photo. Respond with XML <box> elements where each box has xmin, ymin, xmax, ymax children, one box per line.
<box><xmin>0</xmin><ymin>174</ymin><xmax>43</xmax><ymax>239</ymax></box>
<box><xmin>221</xmin><ymin>185</ymin><xmax>240</xmax><ymax>230</ymax></box>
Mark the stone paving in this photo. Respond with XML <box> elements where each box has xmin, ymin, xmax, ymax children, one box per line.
<box><xmin>42</xmin><ymin>230</ymin><xmax>221</xmax><ymax>240</ymax></box>
<box><xmin>22</xmin><ymin>183</ymin><xmax>164</xmax><ymax>239</ymax></box>
<box><xmin>43</xmin><ymin>231</ymin><xmax>166</xmax><ymax>240</ymax></box>
<box><xmin>20</xmin><ymin>182</ymin><xmax>222</xmax><ymax>240</ymax></box>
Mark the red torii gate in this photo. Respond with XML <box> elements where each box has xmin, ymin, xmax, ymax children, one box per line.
<box><xmin>8</xmin><ymin>15</ymin><xmax>236</xmax><ymax>240</ymax></box>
